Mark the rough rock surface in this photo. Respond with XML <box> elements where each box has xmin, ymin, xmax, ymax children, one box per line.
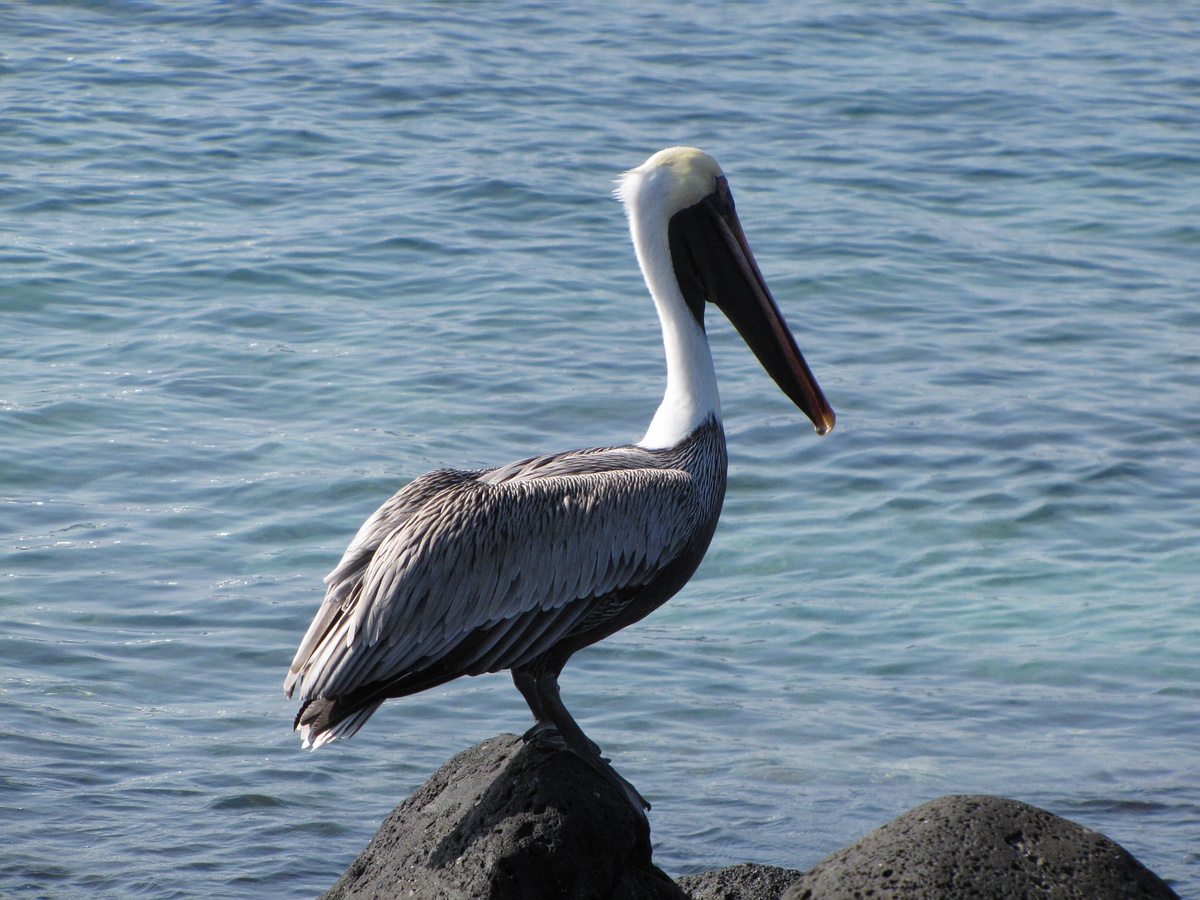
<box><xmin>677</xmin><ymin>863</ymin><xmax>804</xmax><ymax>900</ymax></box>
<box><xmin>781</xmin><ymin>794</ymin><xmax>1179</xmax><ymax>900</ymax></box>
<box><xmin>320</xmin><ymin>735</ymin><xmax>1179</xmax><ymax>900</ymax></box>
<box><xmin>320</xmin><ymin>732</ymin><xmax>686</xmax><ymax>900</ymax></box>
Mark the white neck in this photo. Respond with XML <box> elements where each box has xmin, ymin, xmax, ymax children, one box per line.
<box><xmin>618</xmin><ymin>169</ymin><xmax>722</xmax><ymax>450</ymax></box>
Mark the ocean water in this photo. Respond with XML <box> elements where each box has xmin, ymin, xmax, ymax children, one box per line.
<box><xmin>2</xmin><ymin>1</ymin><xmax>1198</xmax><ymax>897</ymax></box>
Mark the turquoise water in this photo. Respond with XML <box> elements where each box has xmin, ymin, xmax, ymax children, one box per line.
<box><xmin>3</xmin><ymin>2</ymin><xmax>1198</xmax><ymax>896</ymax></box>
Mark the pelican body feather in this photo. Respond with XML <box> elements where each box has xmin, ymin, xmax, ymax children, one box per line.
<box><xmin>286</xmin><ymin>420</ymin><xmax>725</xmax><ymax>747</ymax></box>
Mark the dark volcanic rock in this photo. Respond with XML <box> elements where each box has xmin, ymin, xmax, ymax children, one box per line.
<box><xmin>319</xmin><ymin>737</ymin><xmax>1180</xmax><ymax>900</ymax></box>
<box><xmin>782</xmin><ymin>794</ymin><xmax>1179</xmax><ymax>900</ymax></box>
<box><xmin>677</xmin><ymin>862</ymin><xmax>804</xmax><ymax>900</ymax></box>
<box><xmin>320</xmin><ymin>732</ymin><xmax>686</xmax><ymax>900</ymax></box>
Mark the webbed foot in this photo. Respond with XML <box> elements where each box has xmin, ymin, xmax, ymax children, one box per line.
<box><xmin>520</xmin><ymin>722</ymin><xmax>649</xmax><ymax>815</ymax></box>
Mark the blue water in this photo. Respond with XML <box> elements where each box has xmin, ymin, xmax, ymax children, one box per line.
<box><xmin>3</xmin><ymin>2</ymin><xmax>1198</xmax><ymax>897</ymax></box>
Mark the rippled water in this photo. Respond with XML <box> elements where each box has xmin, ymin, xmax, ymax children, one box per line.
<box><xmin>3</xmin><ymin>2</ymin><xmax>1198</xmax><ymax>897</ymax></box>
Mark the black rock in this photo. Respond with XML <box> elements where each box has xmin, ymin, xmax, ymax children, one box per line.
<box><xmin>319</xmin><ymin>733</ymin><xmax>686</xmax><ymax>900</ymax></box>
<box><xmin>677</xmin><ymin>862</ymin><xmax>805</xmax><ymax>900</ymax></box>
<box><xmin>318</xmin><ymin>737</ymin><xmax>1180</xmax><ymax>900</ymax></box>
<box><xmin>781</xmin><ymin>794</ymin><xmax>1180</xmax><ymax>900</ymax></box>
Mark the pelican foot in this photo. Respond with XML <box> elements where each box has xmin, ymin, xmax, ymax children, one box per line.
<box><xmin>521</xmin><ymin>724</ymin><xmax>649</xmax><ymax>816</ymax></box>
<box><xmin>564</xmin><ymin>742</ymin><xmax>650</xmax><ymax>815</ymax></box>
<box><xmin>522</xmin><ymin>722</ymin><xmax>601</xmax><ymax>757</ymax></box>
<box><xmin>604</xmin><ymin>762</ymin><xmax>651</xmax><ymax>815</ymax></box>
<box><xmin>521</xmin><ymin>721</ymin><xmax>566</xmax><ymax>748</ymax></box>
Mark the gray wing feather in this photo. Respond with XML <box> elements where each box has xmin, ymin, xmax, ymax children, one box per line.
<box><xmin>284</xmin><ymin>467</ymin><xmax>473</xmax><ymax>697</ymax></box>
<box><xmin>286</xmin><ymin>450</ymin><xmax>701</xmax><ymax>702</ymax></box>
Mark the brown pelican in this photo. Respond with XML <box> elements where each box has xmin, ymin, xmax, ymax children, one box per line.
<box><xmin>285</xmin><ymin>147</ymin><xmax>834</xmax><ymax>812</ymax></box>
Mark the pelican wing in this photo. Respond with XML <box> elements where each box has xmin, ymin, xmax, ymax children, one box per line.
<box><xmin>285</xmin><ymin>446</ymin><xmax>703</xmax><ymax>704</ymax></box>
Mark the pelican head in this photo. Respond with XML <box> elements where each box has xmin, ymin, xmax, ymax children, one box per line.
<box><xmin>619</xmin><ymin>147</ymin><xmax>835</xmax><ymax>440</ymax></box>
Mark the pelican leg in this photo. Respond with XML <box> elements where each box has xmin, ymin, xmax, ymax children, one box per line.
<box><xmin>512</xmin><ymin>669</ymin><xmax>567</xmax><ymax>746</ymax></box>
<box><xmin>513</xmin><ymin>668</ymin><xmax>601</xmax><ymax>754</ymax></box>
<box><xmin>513</xmin><ymin>668</ymin><xmax>650</xmax><ymax>816</ymax></box>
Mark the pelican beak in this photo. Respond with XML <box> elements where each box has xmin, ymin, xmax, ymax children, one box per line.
<box><xmin>669</xmin><ymin>177</ymin><xmax>835</xmax><ymax>435</ymax></box>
